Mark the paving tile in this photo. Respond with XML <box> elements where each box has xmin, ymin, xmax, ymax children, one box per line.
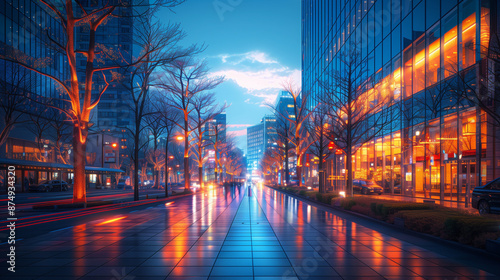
<box><xmin>209</xmin><ymin>266</ymin><xmax>253</xmax><ymax>276</ymax></box>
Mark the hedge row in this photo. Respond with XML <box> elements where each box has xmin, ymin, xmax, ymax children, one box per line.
<box><xmin>276</xmin><ymin>186</ymin><xmax>339</xmax><ymax>204</ymax></box>
<box><xmin>395</xmin><ymin>209</ymin><xmax>500</xmax><ymax>248</ymax></box>
<box><xmin>334</xmin><ymin>197</ymin><xmax>500</xmax><ymax>248</ymax></box>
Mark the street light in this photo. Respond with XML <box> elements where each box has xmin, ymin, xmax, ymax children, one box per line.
<box><xmin>176</xmin><ymin>135</ymin><xmax>184</xmax><ymax>141</ymax></box>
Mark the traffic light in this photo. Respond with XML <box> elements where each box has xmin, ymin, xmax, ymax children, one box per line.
<box><xmin>328</xmin><ymin>141</ymin><xmax>335</xmax><ymax>150</ymax></box>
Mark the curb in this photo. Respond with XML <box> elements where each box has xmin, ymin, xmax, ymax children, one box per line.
<box><xmin>268</xmin><ymin>185</ymin><xmax>500</xmax><ymax>260</ymax></box>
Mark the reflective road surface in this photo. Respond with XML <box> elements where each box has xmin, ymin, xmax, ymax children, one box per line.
<box><xmin>2</xmin><ymin>184</ymin><xmax>499</xmax><ymax>279</ymax></box>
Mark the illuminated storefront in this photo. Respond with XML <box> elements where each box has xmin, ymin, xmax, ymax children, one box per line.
<box><xmin>303</xmin><ymin>0</ymin><xmax>499</xmax><ymax>204</ymax></box>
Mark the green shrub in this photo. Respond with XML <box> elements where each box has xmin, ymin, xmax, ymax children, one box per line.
<box><xmin>368</xmin><ymin>202</ymin><xmax>433</xmax><ymax>218</ymax></box>
<box><xmin>395</xmin><ymin>209</ymin><xmax>500</xmax><ymax>248</ymax></box>
<box><xmin>320</xmin><ymin>193</ymin><xmax>339</xmax><ymax>204</ymax></box>
<box><xmin>299</xmin><ymin>190</ymin><xmax>307</xmax><ymax>196</ymax></box>
<box><xmin>316</xmin><ymin>193</ymin><xmax>323</xmax><ymax>202</ymax></box>
<box><xmin>340</xmin><ymin>198</ymin><xmax>356</xmax><ymax>210</ymax></box>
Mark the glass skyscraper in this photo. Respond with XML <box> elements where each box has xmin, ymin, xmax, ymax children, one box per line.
<box><xmin>302</xmin><ymin>0</ymin><xmax>499</xmax><ymax>203</ymax></box>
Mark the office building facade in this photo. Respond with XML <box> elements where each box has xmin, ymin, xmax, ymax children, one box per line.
<box><xmin>303</xmin><ymin>0</ymin><xmax>499</xmax><ymax>203</ymax></box>
<box><xmin>0</xmin><ymin>0</ymin><xmax>124</xmax><ymax>190</ymax></box>
<box><xmin>247</xmin><ymin>115</ymin><xmax>277</xmax><ymax>174</ymax></box>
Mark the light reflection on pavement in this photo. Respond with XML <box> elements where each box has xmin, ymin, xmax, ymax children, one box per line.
<box><xmin>1</xmin><ymin>184</ymin><xmax>498</xmax><ymax>279</ymax></box>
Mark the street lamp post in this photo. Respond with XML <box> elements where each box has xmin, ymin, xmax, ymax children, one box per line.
<box><xmin>165</xmin><ymin>154</ymin><xmax>174</xmax><ymax>197</ymax></box>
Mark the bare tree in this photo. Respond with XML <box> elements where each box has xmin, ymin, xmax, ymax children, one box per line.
<box><xmin>320</xmin><ymin>42</ymin><xmax>391</xmax><ymax>197</ymax></box>
<box><xmin>223</xmin><ymin>142</ymin><xmax>245</xmax><ymax>183</ymax></box>
<box><xmin>47</xmin><ymin>107</ymin><xmax>72</xmax><ymax>164</ymax></box>
<box><xmin>157</xmin><ymin>98</ymin><xmax>181</xmax><ymax>197</ymax></box>
<box><xmin>190</xmin><ymin>95</ymin><xmax>226</xmax><ymax>189</ymax></box>
<box><xmin>0</xmin><ymin>0</ymin><xmax>185</xmax><ymax>204</ymax></box>
<box><xmin>208</xmin><ymin>120</ymin><xmax>227</xmax><ymax>184</ymax></box>
<box><xmin>124</xmin><ymin>15</ymin><xmax>196</xmax><ymax>201</ymax></box>
<box><xmin>272</xmin><ymin>82</ymin><xmax>315</xmax><ymax>187</ymax></box>
<box><xmin>27</xmin><ymin>108</ymin><xmax>53</xmax><ymax>163</ymax></box>
<box><xmin>0</xmin><ymin>63</ymin><xmax>29</xmax><ymax>148</ymax></box>
<box><xmin>260</xmin><ymin>148</ymin><xmax>281</xmax><ymax>185</ymax></box>
<box><xmin>307</xmin><ymin>104</ymin><xmax>332</xmax><ymax>193</ymax></box>
<box><xmin>144</xmin><ymin>102</ymin><xmax>166</xmax><ymax>190</ymax></box>
<box><xmin>158</xmin><ymin>57</ymin><xmax>224</xmax><ymax>191</ymax></box>
<box><xmin>168</xmin><ymin>141</ymin><xmax>185</xmax><ymax>185</ymax></box>
<box><xmin>272</xmin><ymin>115</ymin><xmax>292</xmax><ymax>186</ymax></box>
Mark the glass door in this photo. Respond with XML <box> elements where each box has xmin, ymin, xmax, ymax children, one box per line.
<box><xmin>461</xmin><ymin>160</ymin><xmax>476</xmax><ymax>204</ymax></box>
<box><xmin>444</xmin><ymin>162</ymin><xmax>457</xmax><ymax>201</ymax></box>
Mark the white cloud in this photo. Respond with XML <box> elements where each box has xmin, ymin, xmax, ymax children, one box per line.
<box><xmin>219</xmin><ymin>51</ymin><xmax>278</xmax><ymax>65</ymax></box>
<box><xmin>211</xmin><ymin>67</ymin><xmax>300</xmax><ymax>106</ymax></box>
<box><xmin>212</xmin><ymin>50</ymin><xmax>301</xmax><ymax>107</ymax></box>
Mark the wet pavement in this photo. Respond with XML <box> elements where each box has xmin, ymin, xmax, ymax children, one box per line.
<box><xmin>2</xmin><ymin>184</ymin><xmax>499</xmax><ymax>279</ymax></box>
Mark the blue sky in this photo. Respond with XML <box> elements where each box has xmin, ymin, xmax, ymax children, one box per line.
<box><xmin>159</xmin><ymin>0</ymin><xmax>301</xmax><ymax>151</ymax></box>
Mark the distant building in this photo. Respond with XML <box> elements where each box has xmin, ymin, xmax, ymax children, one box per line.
<box><xmin>246</xmin><ymin>122</ymin><xmax>264</xmax><ymax>173</ymax></box>
<box><xmin>262</xmin><ymin>115</ymin><xmax>277</xmax><ymax>151</ymax></box>
<box><xmin>203</xmin><ymin>113</ymin><xmax>226</xmax><ymax>182</ymax></box>
<box><xmin>246</xmin><ymin>115</ymin><xmax>277</xmax><ymax>173</ymax></box>
<box><xmin>204</xmin><ymin>113</ymin><xmax>227</xmax><ymax>144</ymax></box>
<box><xmin>0</xmin><ymin>0</ymin><xmax>124</xmax><ymax>191</ymax></box>
<box><xmin>275</xmin><ymin>91</ymin><xmax>297</xmax><ymax>121</ymax></box>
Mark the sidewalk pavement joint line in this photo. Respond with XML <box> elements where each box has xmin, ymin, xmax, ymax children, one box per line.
<box><xmin>249</xmin><ymin>186</ymin><xmax>299</xmax><ymax>278</ymax></box>
<box><xmin>206</xmin><ymin>186</ymin><xmax>250</xmax><ymax>278</ymax></box>
<box><xmin>255</xmin><ymin>186</ymin><xmax>377</xmax><ymax>278</ymax></box>
<box><xmin>35</xmin><ymin>186</ymin><xmax>234</xmax><ymax>280</ymax></box>
<box><xmin>265</xmin><ymin>185</ymin><xmax>500</xmax><ymax>278</ymax></box>
<box><xmin>160</xmin><ymin>186</ymin><xmax>245</xmax><ymax>279</ymax></box>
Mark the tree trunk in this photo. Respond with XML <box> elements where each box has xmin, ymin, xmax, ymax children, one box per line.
<box><xmin>72</xmin><ymin>125</ymin><xmax>87</xmax><ymax>204</ymax></box>
<box><xmin>280</xmin><ymin>169</ymin><xmax>284</xmax><ymax>186</ymax></box>
<box><xmin>346</xmin><ymin>145</ymin><xmax>353</xmax><ymax>197</ymax></box>
<box><xmin>285</xmin><ymin>147</ymin><xmax>289</xmax><ymax>186</ymax></box>
<box><xmin>319</xmin><ymin>154</ymin><xmax>324</xmax><ymax>193</ymax></box>
<box><xmin>134</xmin><ymin>136</ymin><xmax>139</xmax><ymax>201</ymax></box>
<box><xmin>153</xmin><ymin>140</ymin><xmax>158</xmax><ymax>189</ymax></box>
<box><xmin>198</xmin><ymin>166</ymin><xmax>203</xmax><ymax>188</ymax></box>
<box><xmin>164</xmin><ymin>140</ymin><xmax>169</xmax><ymax>197</ymax></box>
<box><xmin>296</xmin><ymin>153</ymin><xmax>302</xmax><ymax>187</ymax></box>
<box><xmin>184</xmin><ymin>127</ymin><xmax>190</xmax><ymax>191</ymax></box>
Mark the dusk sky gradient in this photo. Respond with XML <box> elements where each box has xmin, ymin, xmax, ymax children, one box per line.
<box><xmin>159</xmin><ymin>0</ymin><xmax>301</xmax><ymax>152</ymax></box>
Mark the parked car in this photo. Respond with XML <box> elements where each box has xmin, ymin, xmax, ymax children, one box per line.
<box><xmin>142</xmin><ymin>180</ymin><xmax>154</xmax><ymax>189</ymax></box>
<box><xmin>353</xmin><ymin>179</ymin><xmax>383</xmax><ymax>195</ymax></box>
<box><xmin>116</xmin><ymin>177</ymin><xmax>132</xmax><ymax>190</ymax></box>
<box><xmin>472</xmin><ymin>177</ymin><xmax>500</xmax><ymax>214</ymax></box>
<box><xmin>29</xmin><ymin>180</ymin><xmax>69</xmax><ymax>192</ymax></box>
